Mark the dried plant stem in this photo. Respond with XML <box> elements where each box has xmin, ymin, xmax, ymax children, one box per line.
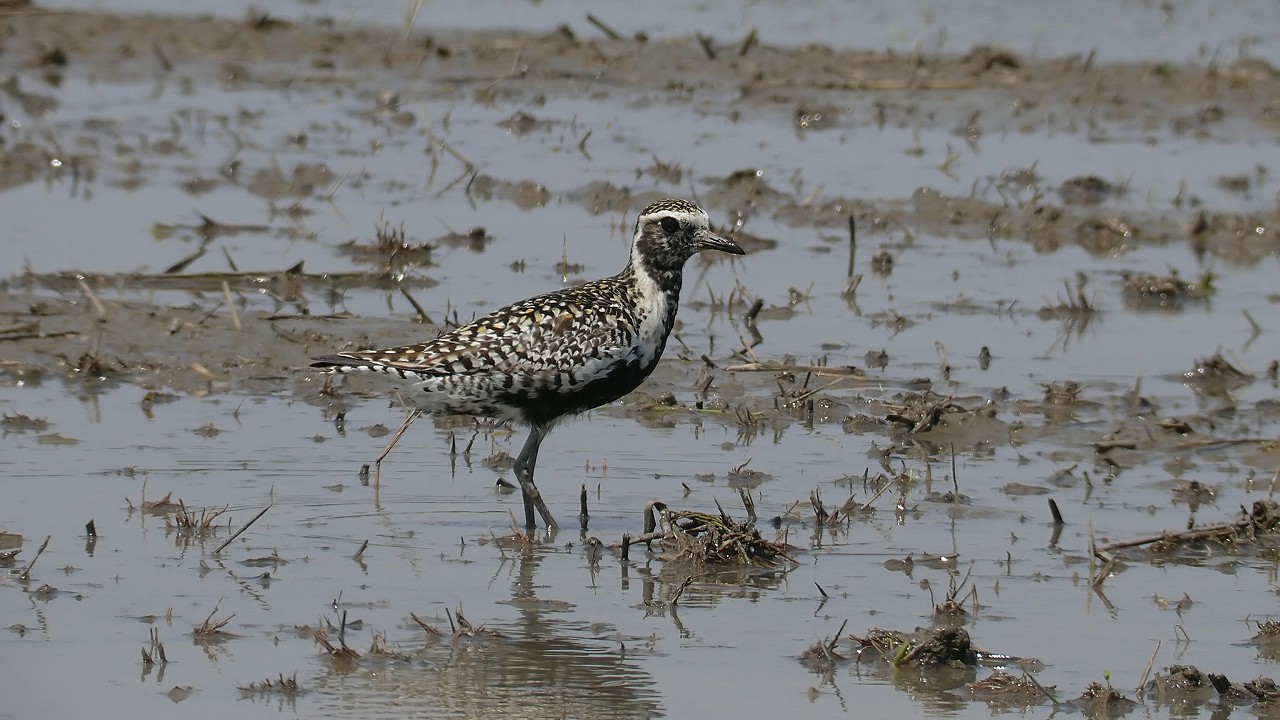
<box><xmin>77</xmin><ymin>278</ymin><xmax>107</xmax><ymax>319</ymax></box>
<box><xmin>221</xmin><ymin>281</ymin><xmax>242</xmax><ymax>331</ymax></box>
<box><xmin>214</xmin><ymin>505</ymin><xmax>271</xmax><ymax>554</ymax></box>
<box><xmin>1136</xmin><ymin>641</ymin><xmax>1160</xmax><ymax>700</ymax></box>
<box><xmin>374</xmin><ymin>409</ymin><xmax>421</xmax><ymax>484</ymax></box>
<box><xmin>19</xmin><ymin>535</ymin><xmax>51</xmax><ymax>580</ymax></box>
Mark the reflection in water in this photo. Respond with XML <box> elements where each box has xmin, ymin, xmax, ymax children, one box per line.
<box><xmin>307</xmin><ymin>628</ymin><xmax>662</xmax><ymax>719</ymax></box>
<box><xmin>301</xmin><ymin>533</ymin><xmax>795</xmax><ymax>718</ymax></box>
<box><xmin>306</xmin><ymin>548</ymin><xmax>663</xmax><ymax>719</ymax></box>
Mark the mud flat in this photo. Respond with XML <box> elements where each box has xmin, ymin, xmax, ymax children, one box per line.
<box><xmin>2</xmin><ymin>5</ymin><xmax>1280</xmax><ymax>719</ymax></box>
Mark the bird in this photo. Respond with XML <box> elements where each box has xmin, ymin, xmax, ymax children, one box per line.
<box><xmin>311</xmin><ymin>198</ymin><xmax>745</xmax><ymax>528</ymax></box>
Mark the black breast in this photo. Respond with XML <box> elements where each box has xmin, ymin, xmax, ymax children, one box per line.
<box><xmin>511</xmin><ymin>348</ymin><xmax>664</xmax><ymax>429</ymax></box>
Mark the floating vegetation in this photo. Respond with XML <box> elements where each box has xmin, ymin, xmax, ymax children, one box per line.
<box><xmin>1254</xmin><ymin>619</ymin><xmax>1280</xmax><ymax>646</ymax></box>
<box><xmin>1037</xmin><ymin>274</ymin><xmax>1098</xmax><ymax>320</ymax></box>
<box><xmin>338</xmin><ymin>220</ymin><xmax>436</xmax><ymax>281</ymax></box>
<box><xmin>660</xmin><ymin>510</ymin><xmax>792</xmax><ymax>568</ymax></box>
<box><xmin>165</xmin><ymin>502</ymin><xmax>228</xmax><ymax>533</ymax></box>
<box><xmin>314</xmin><ymin>610</ymin><xmax>361</xmax><ymax>659</ymax></box>
<box><xmin>803</xmin><ymin>622</ymin><xmax>1053</xmax><ymax>707</ymax></box>
<box><xmin>193</xmin><ymin>599</ymin><xmax>236</xmax><ymax>638</ymax></box>
<box><xmin>238</xmin><ymin>672</ymin><xmax>303</xmax><ymax>697</ymax></box>
<box><xmin>128</xmin><ymin>491</ymin><xmax>183</xmax><ymax>514</ymax></box>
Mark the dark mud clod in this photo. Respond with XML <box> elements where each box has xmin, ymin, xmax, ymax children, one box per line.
<box><xmin>870</xmin><ymin>250</ymin><xmax>893</xmax><ymax>275</ymax></box>
<box><xmin>1068</xmin><ymin>682</ymin><xmax>1139</xmax><ymax>715</ymax></box>
<box><xmin>1059</xmin><ymin>175</ymin><xmax>1117</xmax><ymax>205</ymax></box>
<box><xmin>1183</xmin><ymin>352</ymin><xmax>1252</xmax><ymax>398</ymax></box>
<box><xmin>850</xmin><ymin>626</ymin><xmax>976</xmax><ymax>669</ymax></box>
<box><xmin>1121</xmin><ymin>269</ymin><xmax>1213</xmax><ymax>307</ymax></box>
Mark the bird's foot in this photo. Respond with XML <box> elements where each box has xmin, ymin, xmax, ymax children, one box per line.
<box><xmin>519</xmin><ymin>479</ymin><xmax>558</xmax><ymax>530</ymax></box>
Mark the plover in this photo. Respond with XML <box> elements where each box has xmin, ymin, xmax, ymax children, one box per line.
<box><xmin>311</xmin><ymin>198</ymin><xmax>745</xmax><ymax>528</ymax></box>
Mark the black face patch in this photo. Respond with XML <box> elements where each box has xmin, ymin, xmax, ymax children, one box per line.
<box><xmin>660</xmin><ymin>216</ymin><xmax>680</xmax><ymax>234</ymax></box>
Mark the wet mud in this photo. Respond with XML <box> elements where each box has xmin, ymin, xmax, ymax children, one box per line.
<box><xmin>3</xmin><ymin>5</ymin><xmax>1280</xmax><ymax>719</ymax></box>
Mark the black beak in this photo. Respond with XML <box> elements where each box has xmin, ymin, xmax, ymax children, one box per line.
<box><xmin>701</xmin><ymin>230</ymin><xmax>745</xmax><ymax>256</ymax></box>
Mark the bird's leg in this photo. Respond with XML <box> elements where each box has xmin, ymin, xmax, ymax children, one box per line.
<box><xmin>513</xmin><ymin>426</ymin><xmax>558</xmax><ymax>529</ymax></box>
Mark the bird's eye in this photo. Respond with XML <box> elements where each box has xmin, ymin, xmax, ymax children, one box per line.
<box><xmin>659</xmin><ymin>217</ymin><xmax>680</xmax><ymax>234</ymax></box>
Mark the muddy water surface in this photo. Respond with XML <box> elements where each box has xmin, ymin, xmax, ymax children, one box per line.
<box><xmin>3</xmin><ymin>3</ymin><xmax>1280</xmax><ymax>719</ymax></box>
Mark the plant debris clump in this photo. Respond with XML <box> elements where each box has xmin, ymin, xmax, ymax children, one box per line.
<box><xmin>238</xmin><ymin>673</ymin><xmax>304</xmax><ymax>697</ymax></box>
<box><xmin>1068</xmin><ymin>682</ymin><xmax>1139</xmax><ymax>716</ymax></box>
<box><xmin>643</xmin><ymin>503</ymin><xmax>796</xmax><ymax>569</ymax></box>
<box><xmin>967</xmin><ymin>670</ymin><xmax>1052</xmax><ymax>706</ymax></box>
<box><xmin>1121</xmin><ymin>269</ymin><xmax>1213</xmax><ymax>307</ymax></box>
<box><xmin>851</xmin><ymin>626</ymin><xmax>977</xmax><ymax>669</ymax></box>
<box><xmin>1100</xmin><ymin>500</ymin><xmax>1280</xmax><ymax>556</ymax></box>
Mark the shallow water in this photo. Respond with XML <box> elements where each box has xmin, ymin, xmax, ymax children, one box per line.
<box><xmin>45</xmin><ymin>0</ymin><xmax>1280</xmax><ymax>64</ymax></box>
<box><xmin>3</xmin><ymin>3</ymin><xmax>1280</xmax><ymax>719</ymax></box>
